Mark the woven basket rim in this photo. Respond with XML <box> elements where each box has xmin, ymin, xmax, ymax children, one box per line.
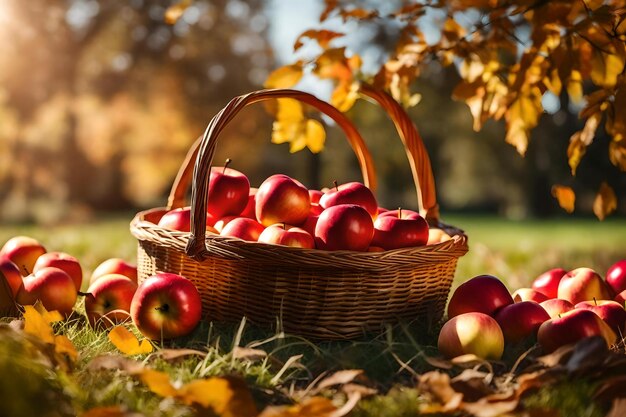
<box><xmin>130</xmin><ymin>207</ymin><xmax>468</xmax><ymax>270</ymax></box>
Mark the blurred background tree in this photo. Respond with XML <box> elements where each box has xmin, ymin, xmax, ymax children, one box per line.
<box><xmin>0</xmin><ymin>0</ymin><xmax>624</xmax><ymax>224</ymax></box>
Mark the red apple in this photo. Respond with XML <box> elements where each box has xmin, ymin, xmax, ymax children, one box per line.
<box><xmin>494</xmin><ymin>301</ymin><xmax>550</xmax><ymax>344</ymax></box>
<box><xmin>540</xmin><ymin>298</ymin><xmax>574</xmax><ymax>318</ymax></box>
<box><xmin>85</xmin><ymin>274</ymin><xmax>138</xmax><ymax>328</ymax></box>
<box><xmin>91</xmin><ymin>258</ymin><xmax>138</xmax><ymax>286</ymax></box>
<box><xmin>207</xmin><ymin>161</ymin><xmax>250</xmax><ymax>218</ymax></box>
<box><xmin>575</xmin><ymin>299</ymin><xmax>626</xmax><ymax>334</ymax></box>
<box><xmin>220</xmin><ymin>218</ymin><xmax>265</xmax><ymax>242</ymax></box>
<box><xmin>314</xmin><ymin>204</ymin><xmax>374</xmax><ymax>251</ymax></box>
<box><xmin>377</xmin><ymin>207</ymin><xmax>389</xmax><ymax>215</ymax></box>
<box><xmin>319</xmin><ymin>182</ymin><xmax>378</xmax><ymax>219</ymax></box>
<box><xmin>615</xmin><ymin>290</ymin><xmax>626</xmax><ymax>307</ymax></box>
<box><xmin>214</xmin><ymin>216</ymin><xmax>238</xmax><ymax>233</ymax></box>
<box><xmin>310</xmin><ymin>203</ymin><xmax>324</xmax><ymax>216</ymax></box>
<box><xmin>537</xmin><ymin>309</ymin><xmax>617</xmax><ymax>353</ymax></box>
<box><xmin>240</xmin><ymin>188</ymin><xmax>258</xmax><ymax>219</ymax></box>
<box><xmin>256</xmin><ymin>174</ymin><xmax>310</xmax><ymax>227</ymax></box>
<box><xmin>532</xmin><ymin>268</ymin><xmax>567</xmax><ymax>299</ymax></box>
<box><xmin>0</xmin><ymin>257</ymin><xmax>23</xmax><ymax>298</ymax></box>
<box><xmin>301</xmin><ymin>214</ymin><xmax>319</xmax><ymax>237</ymax></box>
<box><xmin>607</xmin><ymin>260</ymin><xmax>626</xmax><ymax>295</ymax></box>
<box><xmin>558</xmin><ymin>268</ymin><xmax>613</xmax><ymax>304</ymax></box>
<box><xmin>34</xmin><ymin>252</ymin><xmax>82</xmax><ymax>292</ymax></box>
<box><xmin>308</xmin><ymin>190</ymin><xmax>324</xmax><ymax>204</ymax></box>
<box><xmin>367</xmin><ymin>246</ymin><xmax>385</xmax><ymax>252</ymax></box>
<box><xmin>258</xmin><ymin>224</ymin><xmax>314</xmax><ymax>249</ymax></box>
<box><xmin>447</xmin><ymin>275</ymin><xmax>514</xmax><ymax>319</ymax></box>
<box><xmin>17</xmin><ymin>267</ymin><xmax>77</xmax><ymax>316</ymax></box>
<box><xmin>437</xmin><ymin>312</ymin><xmax>504</xmax><ymax>360</ymax></box>
<box><xmin>371</xmin><ymin>212</ymin><xmax>428</xmax><ymax>250</ymax></box>
<box><xmin>157</xmin><ymin>207</ymin><xmax>192</xmax><ymax>232</ymax></box>
<box><xmin>131</xmin><ymin>273</ymin><xmax>202</xmax><ymax>340</ymax></box>
<box><xmin>0</xmin><ymin>236</ymin><xmax>46</xmax><ymax>275</ymax></box>
<box><xmin>378</xmin><ymin>208</ymin><xmax>421</xmax><ymax>220</ymax></box>
<box><xmin>512</xmin><ymin>288</ymin><xmax>549</xmax><ymax>303</ymax></box>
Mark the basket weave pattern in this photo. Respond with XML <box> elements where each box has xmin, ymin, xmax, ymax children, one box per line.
<box><xmin>131</xmin><ymin>87</ymin><xmax>468</xmax><ymax>339</ymax></box>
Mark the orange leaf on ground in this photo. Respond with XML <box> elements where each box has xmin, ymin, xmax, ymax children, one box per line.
<box><xmin>258</xmin><ymin>397</ymin><xmax>336</xmax><ymax>417</ymax></box>
<box><xmin>108</xmin><ymin>326</ymin><xmax>153</xmax><ymax>355</ymax></box>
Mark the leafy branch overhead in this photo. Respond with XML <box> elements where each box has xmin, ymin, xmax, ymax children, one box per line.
<box><xmin>266</xmin><ymin>0</ymin><xmax>626</xmax><ymax>219</ymax></box>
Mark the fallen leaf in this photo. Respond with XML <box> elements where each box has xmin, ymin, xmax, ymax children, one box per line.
<box><xmin>264</xmin><ymin>64</ymin><xmax>303</xmax><ymax>89</ymax></box>
<box><xmin>108</xmin><ymin>326</ymin><xmax>153</xmax><ymax>355</ymax></box>
<box><xmin>23</xmin><ymin>305</ymin><xmax>57</xmax><ymax>344</ymax></box>
<box><xmin>232</xmin><ymin>346</ymin><xmax>267</xmax><ymax>361</ymax></box>
<box><xmin>593</xmin><ymin>182</ymin><xmax>617</xmax><ymax>220</ymax></box>
<box><xmin>607</xmin><ymin>398</ymin><xmax>626</xmax><ymax>417</ymax></box>
<box><xmin>139</xmin><ymin>369</ymin><xmax>179</xmax><ymax>397</ymax></box>
<box><xmin>87</xmin><ymin>354</ymin><xmax>144</xmax><ymax>374</ymax></box>
<box><xmin>551</xmin><ymin>185</ymin><xmax>575</xmax><ymax>213</ymax></box>
<box><xmin>164</xmin><ymin>0</ymin><xmax>191</xmax><ymax>25</ymax></box>
<box><xmin>151</xmin><ymin>348</ymin><xmax>207</xmax><ymax>362</ymax></box>
<box><xmin>317</xmin><ymin>370</ymin><xmax>364</xmax><ymax>390</ymax></box>
<box><xmin>258</xmin><ymin>397</ymin><xmax>336</xmax><ymax>417</ymax></box>
<box><xmin>55</xmin><ymin>334</ymin><xmax>78</xmax><ymax>362</ymax></box>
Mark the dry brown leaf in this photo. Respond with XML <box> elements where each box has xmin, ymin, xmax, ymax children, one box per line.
<box><xmin>609</xmin><ymin>138</ymin><xmax>626</xmax><ymax>171</ymax></box>
<box><xmin>151</xmin><ymin>348</ymin><xmax>207</xmax><ymax>362</ymax></box>
<box><xmin>593</xmin><ymin>181</ymin><xmax>617</xmax><ymax>220</ymax></box>
<box><xmin>319</xmin><ymin>0</ymin><xmax>338</xmax><ymax>22</ymax></box>
<box><xmin>418</xmin><ymin>371</ymin><xmax>463</xmax><ymax>411</ymax></box>
<box><xmin>317</xmin><ymin>370</ymin><xmax>364</xmax><ymax>390</ymax></box>
<box><xmin>87</xmin><ymin>354</ymin><xmax>144</xmax><ymax>374</ymax></box>
<box><xmin>258</xmin><ymin>397</ymin><xmax>336</xmax><ymax>417</ymax></box>
<box><xmin>590</xmin><ymin>42</ymin><xmax>626</xmax><ymax>88</ymax></box>
<box><xmin>108</xmin><ymin>326</ymin><xmax>153</xmax><ymax>355</ymax></box>
<box><xmin>232</xmin><ymin>346</ymin><xmax>267</xmax><ymax>361</ymax></box>
<box><xmin>551</xmin><ymin>185</ymin><xmax>575</xmax><ymax>213</ymax></box>
<box><xmin>607</xmin><ymin>398</ymin><xmax>626</xmax><ymax>417</ymax></box>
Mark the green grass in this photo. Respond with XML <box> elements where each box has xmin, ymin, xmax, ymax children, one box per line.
<box><xmin>1</xmin><ymin>213</ymin><xmax>625</xmax><ymax>416</ymax></box>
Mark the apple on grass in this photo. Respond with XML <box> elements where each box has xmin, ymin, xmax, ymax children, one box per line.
<box><xmin>540</xmin><ymin>299</ymin><xmax>574</xmax><ymax>318</ymax></box>
<box><xmin>131</xmin><ymin>273</ymin><xmax>202</xmax><ymax>340</ymax></box>
<box><xmin>256</xmin><ymin>174</ymin><xmax>310</xmax><ymax>227</ymax></box>
<box><xmin>607</xmin><ymin>260</ymin><xmax>626</xmax><ymax>295</ymax></box>
<box><xmin>34</xmin><ymin>252</ymin><xmax>82</xmax><ymax>292</ymax></box>
<box><xmin>90</xmin><ymin>258</ymin><xmax>138</xmax><ymax>286</ymax></box>
<box><xmin>85</xmin><ymin>274</ymin><xmax>138</xmax><ymax>328</ymax></box>
<box><xmin>207</xmin><ymin>159</ymin><xmax>250</xmax><ymax>219</ymax></box>
<box><xmin>371</xmin><ymin>209</ymin><xmax>429</xmax><ymax>250</ymax></box>
<box><xmin>447</xmin><ymin>275</ymin><xmax>514</xmax><ymax>319</ymax></box>
<box><xmin>0</xmin><ymin>236</ymin><xmax>46</xmax><ymax>276</ymax></box>
<box><xmin>512</xmin><ymin>288</ymin><xmax>549</xmax><ymax>303</ymax></box>
<box><xmin>258</xmin><ymin>224</ymin><xmax>314</xmax><ymax>249</ymax></box>
<box><xmin>437</xmin><ymin>312</ymin><xmax>504</xmax><ymax>360</ymax></box>
<box><xmin>0</xmin><ymin>257</ymin><xmax>23</xmax><ymax>298</ymax></box>
<box><xmin>17</xmin><ymin>267</ymin><xmax>77</xmax><ymax>316</ymax></box>
<box><xmin>537</xmin><ymin>309</ymin><xmax>617</xmax><ymax>353</ymax></box>
<box><xmin>575</xmin><ymin>299</ymin><xmax>626</xmax><ymax>334</ymax></box>
<box><xmin>314</xmin><ymin>204</ymin><xmax>374</xmax><ymax>251</ymax></box>
<box><xmin>220</xmin><ymin>218</ymin><xmax>265</xmax><ymax>242</ymax></box>
<box><xmin>558</xmin><ymin>268</ymin><xmax>613</xmax><ymax>305</ymax></box>
<box><xmin>532</xmin><ymin>268</ymin><xmax>567</xmax><ymax>299</ymax></box>
<box><xmin>494</xmin><ymin>301</ymin><xmax>550</xmax><ymax>344</ymax></box>
<box><xmin>319</xmin><ymin>181</ymin><xmax>378</xmax><ymax>219</ymax></box>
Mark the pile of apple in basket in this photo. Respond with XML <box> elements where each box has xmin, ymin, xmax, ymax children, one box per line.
<box><xmin>153</xmin><ymin>160</ymin><xmax>451</xmax><ymax>250</ymax></box>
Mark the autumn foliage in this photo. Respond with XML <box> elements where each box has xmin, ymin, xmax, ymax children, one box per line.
<box><xmin>266</xmin><ymin>0</ymin><xmax>626</xmax><ymax>219</ymax></box>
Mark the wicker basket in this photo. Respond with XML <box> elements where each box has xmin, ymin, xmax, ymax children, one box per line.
<box><xmin>130</xmin><ymin>86</ymin><xmax>468</xmax><ymax>339</ymax></box>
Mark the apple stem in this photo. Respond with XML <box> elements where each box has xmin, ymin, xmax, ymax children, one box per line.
<box><xmin>155</xmin><ymin>304</ymin><xmax>170</xmax><ymax>313</ymax></box>
<box><xmin>333</xmin><ymin>180</ymin><xmax>339</xmax><ymax>191</ymax></box>
<box><xmin>593</xmin><ymin>297</ymin><xmax>597</xmax><ymax>306</ymax></box>
<box><xmin>398</xmin><ymin>207</ymin><xmax>402</xmax><ymax>219</ymax></box>
<box><xmin>282</xmin><ymin>223</ymin><xmax>286</xmax><ymax>230</ymax></box>
<box><xmin>21</xmin><ymin>265</ymin><xmax>30</xmax><ymax>276</ymax></box>
<box><xmin>223</xmin><ymin>158</ymin><xmax>232</xmax><ymax>173</ymax></box>
<box><xmin>558</xmin><ymin>314</ymin><xmax>562</xmax><ymax>318</ymax></box>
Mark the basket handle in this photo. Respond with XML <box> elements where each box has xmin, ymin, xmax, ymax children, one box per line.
<box><xmin>185</xmin><ymin>89</ymin><xmax>377</xmax><ymax>259</ymax></box>
<box><xmin>359</xmin><ymin>84</ymin><xmax>439</xmax><ymax>223</ymax></box>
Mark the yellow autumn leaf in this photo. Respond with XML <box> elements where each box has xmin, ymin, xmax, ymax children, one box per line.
<box><xmin>264</xmin><ymin>64</ymin><xmax>303</xmax><ymax>89</ymax></box>
<box><xmin>314</xmin><ymin>48</ymin><xmax>353</xmax><ymax>82</ymax></box>
<box><xmin>331</xmin><ymin>81</ymin><xmax>359</xmax><ymax>112</ymax></box>
<box><xmin>23</xmin><ymin>305</ymin><xmax>57</xmax><ymax>344</ymax></box>
<box><xmin>505</xmin><ymin>87</ymin><xmax>542</xmax><ymax>156</ymax></box>
<box><xmin>178</xmin><ymin>377</ymin><xmax>257</xmax><ymax>417</ymax></box>
<box><xmin>294</xmin><ymin>29</ymin><xmax>344</xmax><ymax>51</ymax></box>
<box><xmin>139</xmin><ymin>369</ymin><xmax>179</xmax><ymax>397</ymax></box>
<box><xmin>55</xmin><ymin>334</ymin><xmax>78</xmax><ymax>362</ymax></box>
<box><xmin>568</xmin><ymin>112</ymin><xmax>601</xmax><ymax>175</ymax></box>
<box><xmin>567</xmin><ymin>70</ymin><xmax>583</xmax><ymax>103</ymax></box>
<box><xmin>609</xmin><ymin>138</ymin><xmax>626</xmax><ymax>171</ymax></box>
<box><xmin>258</xmin><ymin>396</ymin><xmax>337</xmax><ymax>417</ymax></box>
<box><xmin>551</xmin><ymin>185</ymin><xmax>576</xmax><ymax>213</ymax></box>
<box><xmin>304</xmin><ymin>119</ymin><xmax>325</xmax><ymax>153</ymax></box>
<box><xmin>590</xmin><ymin>44</ymin><xmax>626</xmax><ymax>88</ymax></box>
<box><xmin>164</xmin><ymin>0</ymin><xmax>191</xmax><ymax>25</ymax></box>
<box><xmin>108</xmin><ymin>326</ymin><xmax>153</xmax><ymax>355</ymax></box>
<box><xmin>593</xmin><ymin>182</ymin><xmax>617</xmax><ymax>220</ymax></box>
